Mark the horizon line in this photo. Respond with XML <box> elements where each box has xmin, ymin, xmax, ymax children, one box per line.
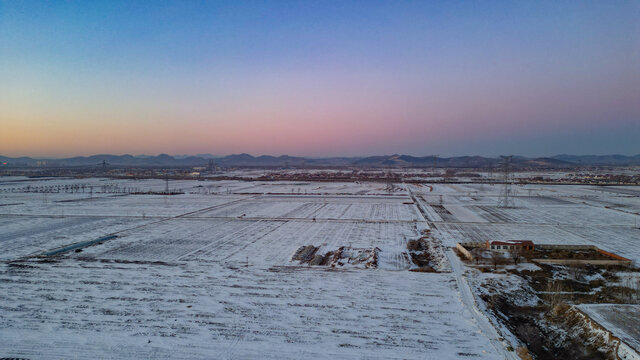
<box><xmin>2</xmin><ymin>152</ymin><xmax>640</xmax><ymax>160</ymax></box>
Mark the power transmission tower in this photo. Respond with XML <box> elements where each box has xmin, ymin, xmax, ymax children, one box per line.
<box><xmin>497</xmin><ymin>155</ymin><xmax>515</xmax><ymax>208</ymax></box>
<box><xmin>432</xmin><ymin>154</ymin><xmax>440</xmax><ymax>172</ymax></box>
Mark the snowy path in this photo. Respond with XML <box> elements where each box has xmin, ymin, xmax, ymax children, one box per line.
<box><xmin>446</xmin><ymin>249</ymin><xmax>518</xmax><ymax>360</ymax></box>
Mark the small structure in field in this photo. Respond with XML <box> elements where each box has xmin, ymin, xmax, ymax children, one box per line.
<box><xmin>486</xmin><ymin>240</ymin><xmax>534</xmax><ymax>252</ymax></box>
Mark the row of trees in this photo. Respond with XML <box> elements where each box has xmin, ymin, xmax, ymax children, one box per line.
<box><xmin>471</xmin><ymin>246</ymin><xmax>528</xmax><ymax>269</ymax></box>
<box><xmin>1</xmin><ymin>184</ymin><xmax>144</xmax><ymax>194</ymax></box>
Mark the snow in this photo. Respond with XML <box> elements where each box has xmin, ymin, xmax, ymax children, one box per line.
<box><xmin>0</xmin><ymin>260</ymin><xmax>504</xmax><ymax>359</ymax></box>
<box><xmin>578</xmin><ymin>304</ymin><xmax>640</xmax><ymax>355</ymax></box>
<box><xmin>503</xmin><ymin>263</ymin><xmax>541</xmax><ymax>272</ymax></box>
<box><xmin>470</xmin><ymin>271</ymin><xmax>541</xmax><ymax>307</ymax></box>
<box><xmin>2</xmin><ymin>176</ymin><xmax>637</xmax><ymax>358</ymax></box>
<box><xmin>446</xmin><ymin>251</ymin><xmax>519</xmax><ymax>360</ymax></box>
<box><xmin>0</xmin><ymin>177</ymin><xmax>503</xmax><ymax>359</ymax></box>
<box><xmin>414</xmin><ymin>184</ymin><xmax>640</xmax><ymax>263</ymax></box>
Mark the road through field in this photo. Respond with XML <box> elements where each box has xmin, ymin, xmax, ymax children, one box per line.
<box><xmin>411</xmin><ymin>185</ymin><xmax>516</xmax><ymax>359</ymax></box>
<box><xmin>446</xmin><ymin>250</ymin><xmax>518</xmax><ymax>360</ymax></box>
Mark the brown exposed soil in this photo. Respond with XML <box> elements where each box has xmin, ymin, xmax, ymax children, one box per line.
<box><xmin>482</xmin><ymin>294</ymin><xmax>608</xmax><ymax>360</ymax></box>
<box><xmin>406</xmin><ymin>238</ymin><xmax>437</xmax><ymax>272</ymax></box>
<box><xmin>533</xmin><ymin>249</ymin><xmax>616</xmax><ymax>261</ymax></box>
<box><xmin>479</xmin><ymin>263</ymin><xmax>640</xmax><ymax>359</ymax></box>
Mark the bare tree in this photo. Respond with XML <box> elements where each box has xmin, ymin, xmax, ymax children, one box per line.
<box><xmin>545</xmin><ymin>280</ymin><xmax>563</xmax><ymax>308</ymax></box>
<box><xmin>471</xmin><ymin>248</ymin><xmax>485</xmax><ymax>265</ymax></box>
<box><xmin>569</xmin><ymin>263</ymin><xmax>586</xmax><ymax>283</ymax></box>
<box><xmin>509</xmin><ymin>247</ymin><xmax>523</xmax><ymax>265</ymax></box>
<box><xmin>621</xmin><ymin>276</ymin><xmax>639</xmax><ymax>303</ymax></box>
<box><xmin>490</xmin><ymin>251</ymin><xmax>504</xmax><ymax>270</ymax></box>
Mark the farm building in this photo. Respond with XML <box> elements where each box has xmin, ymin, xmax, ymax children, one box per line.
<box><xmin>486</xmin><ymin>240</ymin><xmax>534</xmax><ymax>252</ymax></box>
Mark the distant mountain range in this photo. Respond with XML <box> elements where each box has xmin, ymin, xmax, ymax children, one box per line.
<box><xmin>1</xmin><ymin>153</ymin><xmax>639</xmax><ymax>168</ymax></box>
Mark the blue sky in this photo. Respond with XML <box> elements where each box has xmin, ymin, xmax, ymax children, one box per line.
<box><xmin>1</xmin><ymin>1</ymin><xmax>638</xmax><ymax>157</ymax></box>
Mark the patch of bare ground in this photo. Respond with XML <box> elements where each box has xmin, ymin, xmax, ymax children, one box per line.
<box><xmin>513</xmin><ymin>264</ymin><xmax>640</xmax><ymax>304</ymax></box>
<box><xmin>407</xmin><ymin>230</ymin><xmax>449</xmax><ymax>273</ymax></box>
<box><xmin>477</xmin><ymin>263</ymin><xmax>640</xmax><ymax>359</ymax></box>
<box><xmin>482</xmin><ymin>294</ymin><xmax>609</xmax><ymax>359</ymax></box>
<box><xmin>407</xmin><ymin>239</ymin><xmax>435</xmax><ymax>272</ymax></box>
<box><xmin>292</xmin><ymin>245</ymin><xmax>379</xmax><ymax>269</ymax></box>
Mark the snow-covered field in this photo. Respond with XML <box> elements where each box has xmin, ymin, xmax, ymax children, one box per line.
<box><xmin>408</xmin><ymin>183</ymin><xmax>640</xmax><ymax>263</ymax></box>
<box><xmin>1</xmin><ymin>260</ymin><xmax>500</xmax><ymax>359</ymax></box>
<box><xmin>1</xmin><ymin>177</ymin><xmax>638</xmax><ymax>358</ymax></box>
<box><xmin>578</xmin><ymin>304</ymin><xmax>640</xmax><ymax>354</ymax></box>
<box><xmin>0</xmin><ymin>177</ymin><xmax>507</xmax><ymax>359</ymax></box>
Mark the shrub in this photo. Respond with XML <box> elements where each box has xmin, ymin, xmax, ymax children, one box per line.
<box><xmin>406</xmin><ymin>239</ymin><xmax>422</xmax><ymax>251</ymax></box>
<box><xmin>516</xmin><ymin>347</ymin><xmax>533</xmax><ymax>360</ymax></box>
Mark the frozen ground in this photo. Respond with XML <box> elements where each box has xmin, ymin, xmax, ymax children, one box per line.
<box><xmin>1</xmin><ymin>177</ymin><xmax>638</xmax><ymax>358</ymax></box>
<box><xmin>408</xmin><ymin>183</ymin><xmax>640</xmax><ymax>263</ymax></box>
<box><xmin>578</xmin><ymin>304</ymin><xmax>640</xmax><ymax>353</ymax></box>
<box><xmin>0</xmin><ymin>177</ymin><xmax>504</xmax><ymax>359</ymax></box>
<box><xmin>0</xmin><ymin>261</ymin><xmax>499</xmax><ymax>359</ymax></box>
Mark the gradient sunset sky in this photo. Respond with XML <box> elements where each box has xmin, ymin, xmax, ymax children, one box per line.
<box><xmin>1</xmin><ymin>1</ymin><xmax>639</xmax><ymax>157</ymax></box>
